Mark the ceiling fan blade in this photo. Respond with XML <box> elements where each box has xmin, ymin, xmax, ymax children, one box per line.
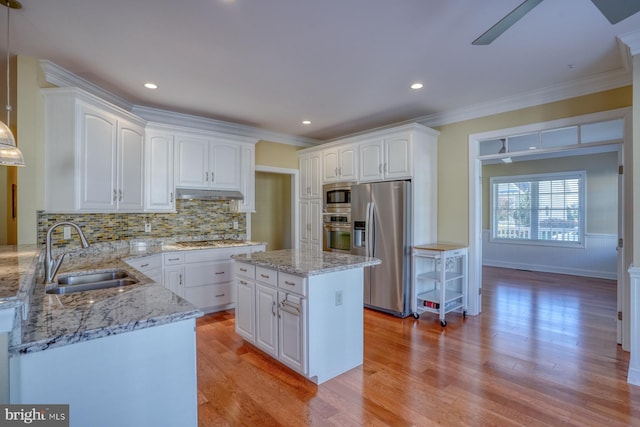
<box><xmin>590</xmin><ymin>0</ymin><xmax>640</xmax><ymax>24</ymax></box>
<box><xmin>472</xmin><ymin>0</ymin><xmax>544</xmax><ymax>45</ymax></box>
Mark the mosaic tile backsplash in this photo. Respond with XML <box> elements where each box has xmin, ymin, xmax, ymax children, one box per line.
<box><xmin>37</xmin><ymin>199</ymin><xmax>247</xmax><ymax>248</ymax></box>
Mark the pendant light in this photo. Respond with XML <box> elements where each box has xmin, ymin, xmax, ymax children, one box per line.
<box><xmin>0</xmin><ymin>0</ymin><xmax>24</xmax><ymax>166</ymax></box>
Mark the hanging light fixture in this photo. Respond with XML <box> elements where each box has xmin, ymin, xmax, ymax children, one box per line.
<box><xmin>0</xmin><ymin>0</ymin><xmax>24</xmax><ymax>166</ymax></box>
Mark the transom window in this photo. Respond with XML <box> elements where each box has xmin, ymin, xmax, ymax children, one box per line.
<box><xmin>490</xmin><ymin>171</ymin><xmax>585</xmax><ymax>246</ymax></box>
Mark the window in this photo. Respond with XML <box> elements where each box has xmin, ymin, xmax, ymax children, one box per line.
<box><xmin>490</xmin><ymin>171</ymin><xmax>585</xmax><ymax>246</ymax></box>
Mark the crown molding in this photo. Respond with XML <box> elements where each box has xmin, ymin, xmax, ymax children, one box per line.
<box><xmin>619</xmin><ymin>30</ymin><xmax>640</xmax><ymax>56</ymax></box>
<box><xmin>39</xmin><ymin>60</ymin><xmax>134</xmax><ymax>112</ymax></box>
<box><xmin>39</xmin><ymin>60</ymin><xmax>320</xmax><ymax>148</ymax></box>
<box><xmin>40</xmin><ymin>57</ymin><xmax>632</xmax><ymax>144</ymax></box>
<box><xmin>413</xmin><ymin>67</ymin><xmax>632</xmax><ymax>129</ymax></box>
<box><xmin>132</xmin><ymin>105</ymin><xmax>318</xmax><ymax>147</ymax></box>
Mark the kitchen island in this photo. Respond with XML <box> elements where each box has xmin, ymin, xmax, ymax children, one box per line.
<box><xmin>232</xmin><ymin>249</ymin><xmax>381</xmax><ymax>384</ymax></box>
<box><xmin>2</xmin><ymin>239</ymin><xmax>263</xmax><ymax>427</ymax></box>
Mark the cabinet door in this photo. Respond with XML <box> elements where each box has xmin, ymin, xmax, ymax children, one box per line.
<box><xmin>235</xmin><ymin>277</ymin><xmax>255</xmax><ymax>343</ymax></box>
<box><xmin>299</xmin><ymin>155</ymin><xmax>311</xmax><ymax>197</ymax></box>
<box><xmin>210</xmin><ymin>142</ymin><xmax>241</xmax><ymax>190</ymax></box>
<box><xmin>338</xmin><ymin>145</ymin><xmax>357</xmax><ymax>181</ymax></box>
<box><xmin>384</xmin><ymin>135</ymin><xmax>411</xmax><ymax>179</ymax></box>
<box><xmin>299</xmin><ymin>200</ymin><xmax>310</xmax><ymax>243</ymax></box>
<box><xmin>255</xmin><ymin>283</ymin><xmax>278</xmax><ymax>357</ymax></box>
<box><xmin>237</xmin><ymin>145</ymin><xmax>255</xmax><ymax>212</ymax></box>
<box><xmin>163</xmin><ymin>265</ymin><xmax>184</xmax><ymax>297</ymax></box>
<box><xmin>175</xmin><ymin>136</ymin><xmax>209</xmax><ymax>188</ymax></box>
<box><xmin>359</xmin><ymin>140</ymin><xmax>383</xmax><ymax>182</ymax></box>
<box><xmin>78</xmin><ymin>103</ymin><xmax>118</xmax><ymax>210</ymax></box>
<box><xmin>278</xmin><ymin>292</ymin><xmax>306</xmax><ymax>374</ymax></box>
<box><xmin>322</xmin><ymin>149</ymin><xmax>339</xmax><ymax>183</ymax></box>
<box><xmin>308</xmin><ymin>152</ymin><xmax>322</xmax><ymax>198</ymax></box>
<box><xmin>309</xmin><ymin>199</ymin><xmax>322</xmax><ymax>251</ymax></box>
<box><xmin>145</xmin><ymin>133</ymin><xmax>175</xmax><ymax>211</ymax></box>
<box><xmin>117</xmin><ymin>121</ymin><xmax>145</xmax><ymax>211</ymax></box>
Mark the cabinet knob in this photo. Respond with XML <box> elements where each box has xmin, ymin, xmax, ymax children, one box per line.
<box><xmin>118</xmin><ymin>189</ymin><xmax>123</xmax><ymax>202</ymax></box>
<box><xmin>113</xmin><ymin>189</ymin><xmax>118</xmax><ymax>202</ymax></box>
<box><xmin>205</xmin><ymin>172</ymin><xmax>209</xmax><ymax>182</ymax></box>
<box><xmin>170</xmin><ymin>192</ymin><xmax>174</xmax><ymax>203</ymax></box>
<box><xmin>141</xmin><ymin>263</ymin><xmax>149</xmax><ymax>268</ymax></box>
<box><xmin>378</xmin><ymin>164</ymin><xmax>382</xmax><ymax>173</ymax></box>
<box><xmin>215</xmin><ymin>271</ymin><xmax>225</xmax><ymax>275</ymax></box>
<box><xmin>179</xmin><ymin>274</ymin><xmax>183</xmax><ymax>286</ymax></box>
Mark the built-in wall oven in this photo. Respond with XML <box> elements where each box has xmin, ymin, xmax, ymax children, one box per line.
<box><xmin>322</xmin><ymin>182</ymin><xmax>354</xmax><ymax>253</ymax></box>
<box><xmin>323</xmin><ymin>211</ymin><xmax>351</xmax><ymax>253</ymax></box>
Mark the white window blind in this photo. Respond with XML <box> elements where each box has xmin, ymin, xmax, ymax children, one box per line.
<box><xmin>490</xmin><ymin>171</ymin><xmax>585</xmax><ymax>246</ymax></box>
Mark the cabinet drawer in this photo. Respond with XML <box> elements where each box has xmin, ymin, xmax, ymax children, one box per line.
<box><xmin>256</xmin><ymin>267</ymin><xmax>277</xmax><ymax>287</ymax></box>
<box><xmin>163</xmin><ymin>253</ymin><xmax>184</xmax><ymax>265</ymax></box>
<box><xmin>127</xmin><ymin>255</ymin><xmax>162</xmax><ymax>272</ymax></box>
<box><xmin>185</xmin><ymin>248</ymin><xmax>235</xmax><ymax>263</ymax></box>
<box><xmin>184</xmin><ymin>261</ymin><xmax>232</xmax><ymax>287</ymax></box>
<box><xmin>278</xmin><ymin>272</ymin><xmax>307</xmax><ymax>296</ymax></box>
<box><xmin>184</xmin><ymin>283</ymin><xmax>232</xmax><ymax>308</ymax></box>
<box><xmin>235</xmin><ymin>262</ymin><xmax>255</xmax><ymax>279</ymax></box>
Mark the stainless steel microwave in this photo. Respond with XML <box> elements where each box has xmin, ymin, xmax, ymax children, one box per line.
<box><xmin>323</xmin><ymin>182</ymin><xmax>354</xmax><ymax>210</ymax></box>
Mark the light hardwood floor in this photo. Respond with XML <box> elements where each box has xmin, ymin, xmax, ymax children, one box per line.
<box><xmin>196</xmin><ymin>267</ymin><xmax>640</xmax><ymax>426</ymax></box>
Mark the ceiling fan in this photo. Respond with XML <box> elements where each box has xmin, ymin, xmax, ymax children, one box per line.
<box><xmin>473</xmin><ymin>0</ymin><xmax>640</xmax><ymax>45</ymax></box>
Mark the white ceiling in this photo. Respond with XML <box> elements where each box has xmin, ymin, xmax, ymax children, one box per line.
<box><xmin>3</xmin><ymin>0</ymin><xmax>639</xmax><ymax>142</ymax></box>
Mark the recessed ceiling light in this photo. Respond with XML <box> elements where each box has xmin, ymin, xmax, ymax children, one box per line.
<box><xmin>302</xmin><ymin>120</ymin><xmax>311</xmax><ymax>125</ymax></box>
<box><xmin>144</xmin><ymin>82</ymin><xmax>158</xmax><ymax>89</ymax></box>
<box><xmin>410</xmin><ymin>83</ymin><xmax>423</xmax><ymax>90</ymax></box>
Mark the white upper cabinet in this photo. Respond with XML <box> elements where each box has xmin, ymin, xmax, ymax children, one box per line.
<box><xmin>322</xmin><ymin>144</ymin><xmax>357</xmax><ymax>183</ymax></box>
<box><xmin>299</xmin><ymin>152</ymin><xmax>322</xmax><ymax>198</ymax></box>
<box><xmin>43</xmin><ymin>88</ymin><xmax>146</xmax><ymax>212</ymax></box>
<box><xmin>145</xmin><ymin>130</ymin><xmax>175</xmax><ymax>212</ymax></box>
<box><xmin>175</xmin><ymin>135</ymin><xmax>241</xmax><ymax>190</ymax></box>
<box><xmin>237</xmin><ymin>145</ymin><xmax>256</xmax><ymax>213</ymax></box>
<box><xmin>117</xmin><ymin>120</ymin><xmax>145</xmax><ymax>211</ymax></box>
<box><xmin>359</xmin><ymin>133</ymin><xmax>411</xmax><ymax>182</ymax></box>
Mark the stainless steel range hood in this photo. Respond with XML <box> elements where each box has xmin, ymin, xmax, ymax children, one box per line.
<box><xmin>175</xmin><ymin>188</ymin><xmax>244</xmax><ymax>201</ymax></box>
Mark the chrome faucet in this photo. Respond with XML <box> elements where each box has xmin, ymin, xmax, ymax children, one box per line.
<box><xmin>44</xmin><ymin>222</ymin><xmax>90</xmax><ymax>284</ymax></box>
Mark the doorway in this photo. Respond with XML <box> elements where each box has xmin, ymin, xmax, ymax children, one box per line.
<box><xmin>251</xmin><ymin>166</ymin><xmax>299</xmax><ymax>251</ymax></box>
<box><xmin>467</xmin><ymin>107</ymin><xmax>631</xmax><ymax>349</ymax></box>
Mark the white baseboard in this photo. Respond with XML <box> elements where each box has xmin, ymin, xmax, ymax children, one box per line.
<box><xmin>482</xmin><ymin>230</ymin><xmax>617</xmax><ymax>280</ymax></box>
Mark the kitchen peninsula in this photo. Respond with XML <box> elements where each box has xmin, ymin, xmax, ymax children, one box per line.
<box><xmin>232</xmin><ymin>249</ymin><xmax>381</xmax><ymax>384</ymax></box>
<box><xmin>2</xmin><ymin>239</ymin><xmax>264</xmax><ymax>427</ymax></box>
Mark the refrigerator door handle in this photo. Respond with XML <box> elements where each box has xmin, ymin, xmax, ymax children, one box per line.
<box><xmin>367</xmin><ymin>202</ymin><xmax>375</xmax><ymax>257</ymax></box>
<box><xmin>365</xmin><ymin>202</ymin><xmax>371</xmax><ymax>257</ymax></box>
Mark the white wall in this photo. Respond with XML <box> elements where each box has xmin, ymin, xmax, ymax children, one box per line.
<box><xmin>482</xmin><ymin>230</ymin><xmax>617</xmax><ymax>279</ymax></box>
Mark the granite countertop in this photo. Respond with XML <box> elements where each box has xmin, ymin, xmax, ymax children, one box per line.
<box><xmin>231</xmin><ymin>249</ymin><xmax>381</xmax><ymax>276</ymax></box>
<box><xmin>1</xmin><ymin>239</ymin><xmax>265</xmax><ymax>355</ymax></box>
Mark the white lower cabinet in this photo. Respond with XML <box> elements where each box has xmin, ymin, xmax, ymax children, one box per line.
<box><xmin>234</xmin><ymin>262</ymin><xmax>365</xmax><ymax>384</ymax></box>
<box><xmin>235</xmin><ymin>262</ymin><xmax>308</xmax><ymax>377</ymax></box>
<box><xmin>125</xmin><ymin>254</ymin><xmax>163</xmax><ymax>285</ymax></box>
<box><xmin>255</xmin><ymin>283</ymin><xmax>278</xmax><ymax>357</ymax></box>
<box><xmin>160</xmin><ymin>246</ymin><xmax>265</xmax><ymax>313</ymax></box>
<box><xmin>235</xmin><ymin>264</ymin><xmax>256</xmax><ymax>343</ymax></box>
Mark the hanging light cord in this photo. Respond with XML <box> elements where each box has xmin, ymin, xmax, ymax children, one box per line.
<box><xmin>5</xmin><ymin>1</ymin><xmax>11</xmax><ymax>129</ymax></box>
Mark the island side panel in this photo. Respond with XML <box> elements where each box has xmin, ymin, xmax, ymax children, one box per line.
<box><xmin>9</xmin><ymin>319</ymin><xmax>198</xmax><ymax>427</ymax></box>
<box><xmin>307</xmin><ymin>268</ymin><xmax>364</xmax><ymax>384</ymax></box>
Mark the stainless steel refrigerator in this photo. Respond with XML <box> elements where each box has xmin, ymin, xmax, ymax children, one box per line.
<box><xmin>351</xmin><ymin>180</ymin><xmax>411</xmax><ymax>317</ymax></box>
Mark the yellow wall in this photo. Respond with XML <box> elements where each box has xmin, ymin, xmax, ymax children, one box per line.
<box><xmin>16</xmin><ymin>55</ymin><xmax>44</xmax><ymax>244</ymax></box>
<box><xmin>255</xmin><ymin>140</ymin><xmax>300</xmax><ymax>169</ymax></box>
<box><xmin>482</xmin><ymin>151</ymin><xmax>619</xmax><ymax>234</ymax></box>
<box><xmin>435</xmin><ymin>86</ymin><xmax>632</xmax><ymax>245</ymax></box>
<box><xmin>252</xmin><ymin>172</ymin><xmax>292</xmax><ymax>250</ymax></box>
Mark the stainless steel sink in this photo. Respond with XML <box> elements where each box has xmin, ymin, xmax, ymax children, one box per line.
<box><xmin>46</xmin><ymin>270</ymin><xmax>138</xmax><ymax>294</ymax></box>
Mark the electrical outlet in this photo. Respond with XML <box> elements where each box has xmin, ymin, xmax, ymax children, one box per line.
<box><xmin>335</xmin><ymin>290</ymin><xmax>343</xmax><ymax>306</ymax></box>
<box><xmin>144</xmin><ymin>223</ymin><xmax>151</xmax><ymax>233</ymax></box>
<box><xmin>233</xmin><ymin>221</ymin><xmax>239</xmax><ymax>230</ymax></box>
<box><xmin>63</xmin><ymin>226</ymin><xmax>71</xmax><ymax>240</ymax></box>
